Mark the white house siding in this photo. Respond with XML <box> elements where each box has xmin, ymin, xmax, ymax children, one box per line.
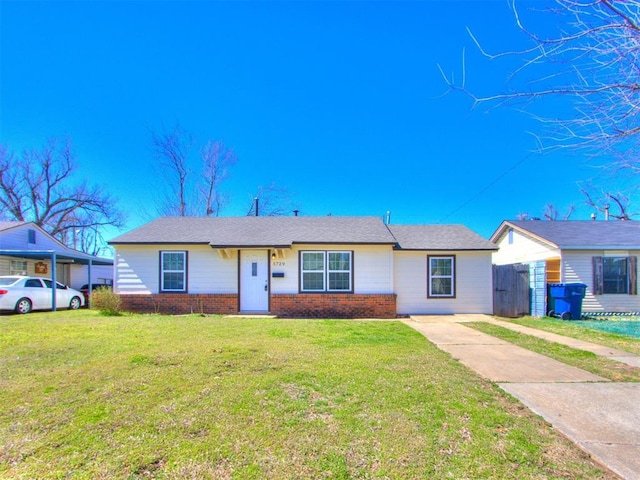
<box><xmin>394</xmin><ymin>251</ymin><xmax>493</xmax><ymax>315</ymax></box>
<box><xmin>114</xmin><ymin>245</ymin><xmax>238</xmax><ymax>295</ymax></box>
<box><xmin>0</xmin><ymin>224</ymin><xmax>63</xmax><ymax>251</ymax></box>
<box><xmin>492</xmin><ymin>229</ymin><xmax>560</xmax><ymax>265</ymax></box>
<box><xmin>69</xmin><ymin>265</ymin><xmax>114</xmax><ymax>290</ymax></box>
<box><xmin>562</xmin><ymin>250</ymin><xmax>640</xmax><ymax>313</ymax></box>
<box><xmin>269</xmin><ymin>245</ymin><xmax>394</xmax><ymax>294</ymax></box>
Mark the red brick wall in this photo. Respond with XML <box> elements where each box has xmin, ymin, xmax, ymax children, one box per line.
<box><xmin>119</xmin><ymin>293</ymin><xmax>397</xmax><ymax>318</ymax></box>
<box><xmin>119</xmin><ymin>294</ymin><xmax>238</xmax><ymax>315</ymax></box>
<box><xmin>271</xmin><ymin>293</ymin><xmax>397</xmax><ymax>318</ymax></box>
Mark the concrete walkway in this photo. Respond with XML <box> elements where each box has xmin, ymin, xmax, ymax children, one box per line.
<box><xmin>404</xmin><ymin>314</ymin><xmax>640</xmax><ymax>480</ymax></box>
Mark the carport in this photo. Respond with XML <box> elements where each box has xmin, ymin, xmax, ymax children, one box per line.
<box><xmin>0</xmin><ymin>249</ymin><xmax>113</xmax><ymax>311</ymax></box>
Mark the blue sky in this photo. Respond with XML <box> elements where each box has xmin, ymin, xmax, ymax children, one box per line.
<box><xmin>0</xmin><ymin>0</ymin><xmax>621</xmax><ymax>241</ymax></box>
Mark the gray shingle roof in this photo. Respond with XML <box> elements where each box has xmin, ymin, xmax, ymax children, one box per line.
<box><xmin>496</xmin><ymin>220</ymin><xmax>640</xmax><ymax>248</ymax></box>
<box><xmin>109</xmin><ymin>216</ymin><xmax>398</xmax><ymax>247</ymax></box>
<box><xmin>388</xmin><ymin>224</ymin><xmax>497</xmax><ymax>250</ymax></box>
<box><xmin>110</xmin><ymin>216</ymin><xmax>496</xmax><ymax>251</ymax></box>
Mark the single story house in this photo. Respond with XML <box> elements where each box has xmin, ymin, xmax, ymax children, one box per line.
<box><xmin>491</xmin><ymin>220</ymin><xmax>639</xmax><ymax>314</ymax></box>
<box><xmin>0</xmin><ymin>221</ymin><xmax>114</xmax><ymax>291</ymax></box>
<box><xmin>108</xmin><ymin>216</ymin><xmax>497</xmax><ymax>318</ymax></box>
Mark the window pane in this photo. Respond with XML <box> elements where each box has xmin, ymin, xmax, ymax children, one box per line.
<box><xmin>303</xmin><ymin>252</ymin><xmax>324</xmax><ymax>271</ymax></box>
<box><xmin>429</xmin><ymin>256</ymin><xmax>454</xmax><ymax>297</ymax></box>
<box><xmin>163</xmin><ymin>253</ymin><xmax>184</xmax><ymax>271</ymax></box>
<box><xmin>329</xmin><ymin>272</ymin><xmax>350</xmax><ymax>290</ymax></box>
<box><xmin>603</xmin><ymin>257</ymin><xmax>628</xmax><ymax>294</ymax></box>
<box><xmin>328</xmin><ymin>252</ymin><xmax>350</xmax><ymax>271</ymax></box>
<box><xmin>303</xmin><ymin>272</ymin><xmax>324</xmax><ymax>290</ymax></box>
<box><xmin>10</xmin><ymin>260</ymin><xmax>27</xmax><ymax>276</ymax></box>
<box><xmin>163</xmin><ymin>272</ymin><xmax>184</xmax><ymax>291</ymax></box>
<box><xmin>431</xmin><ymin>278</ymin><xmax>452</xmax><ymax>296</ymax></box>
<box><xmin>431</xmin><ymin>258</ymin><xmax>452</xmax><ymax>276</ymax></box>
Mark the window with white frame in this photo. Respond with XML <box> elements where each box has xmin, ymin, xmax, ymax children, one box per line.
<box><xmin>160</xmin><ymin>251</ymin><xmax>187</xmax><ymax>292</ymax></box>
<box><xmin>10</xmin><ymin>260</ymin><xmax>27</xmax><ymax>276</ymax></box>
<box><xmin>301</xmin><ymin>251</ymin><xmax>352</xmax><ymax>292</ymax></box>
<box><xmin>428</xmin><ymin>255</ymin><xmax>455</xmax><ymax>298</ymax></box>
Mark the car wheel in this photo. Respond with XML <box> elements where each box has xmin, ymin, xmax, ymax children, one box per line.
<box><xmin>69</xmin><ymin>296</ymin><xmax>81</xmax><ymax>310</ymax></box>
<box><xmin>15</xmin><ymin>298</ymin><xmax>32</xmax><ymax>314</ymax></box>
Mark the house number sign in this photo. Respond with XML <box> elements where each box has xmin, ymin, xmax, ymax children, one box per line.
<box><xmin>272</xmin><ymin>261</ymin><xmax>285</xmax><ymax>267</ymax></box>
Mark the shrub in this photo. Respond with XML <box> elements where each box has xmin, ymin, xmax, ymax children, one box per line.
<box><xmin>90</xmin><ymin>287</ymin><xmax>122</xmax><ymax>316</ymax></box>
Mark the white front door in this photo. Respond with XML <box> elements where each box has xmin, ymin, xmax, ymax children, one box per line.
<box><xmin>240</xmin><ymin>250</ymin><xmax>269</xmax><ymax>312</ymax></box>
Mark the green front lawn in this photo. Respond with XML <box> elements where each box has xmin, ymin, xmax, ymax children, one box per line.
<box><xmin>507</xmin><ymin>316</ymin><xmax>640</xmax><ymax>356</ymax></box>
<box><xmin>0</xmin><ymin>312</ymin><xmax>613</xmax><ymax>479</ymax></box>
<box><xmin>468</xmin><ymin>322</ymin><xmax>640</xmax><ymax>382</ymax></box>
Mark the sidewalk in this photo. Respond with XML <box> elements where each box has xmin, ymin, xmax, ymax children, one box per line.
<box><xmin>404</xmin><ymin>315</ymin><xmax>640</xmax><ymax>480</ymax></box>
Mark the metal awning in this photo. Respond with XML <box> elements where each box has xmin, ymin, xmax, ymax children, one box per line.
<box><xmin>0</xmin><ymin>249</ymin><xmax>113</xmax><ymax>266</ymax></box>
<box><xmin>0</xmin><ymin>249</ymin><xmax>113</xmax><ymax>310</ymax></box>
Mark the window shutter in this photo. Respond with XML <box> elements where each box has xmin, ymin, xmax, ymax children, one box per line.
<box><xmin>593</xmin><ymin>256</ymin><xmax>604</xmax><ymax>295</ymax></box>
<box><xmin>629</xmin><ymin>256</ymin><xmax>638</xmax><ymax>296</ymax></box>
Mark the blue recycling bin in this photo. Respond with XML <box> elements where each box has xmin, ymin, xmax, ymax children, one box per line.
<box><xmin>547</xmin><ymin>283</ymin><xmax>587</xmax><ymax>320</ymax></box>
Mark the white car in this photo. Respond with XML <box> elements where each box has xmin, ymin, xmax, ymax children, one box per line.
<box><xmin>0</xmin><ymin>276</ymin><xmax>85</xmax><ymax>314</ymax></box>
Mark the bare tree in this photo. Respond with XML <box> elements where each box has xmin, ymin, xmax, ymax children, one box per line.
<box><xmin>581</xmin><ymin>187</ymin><xmax>633</xmax><ymax>219</ymax></box>
<box><xmin>200</xmin><ymin>141</ymin><xmax>237</xmax><ymax>216</ymax></box>
<box><xmin>152</xmin><ymin>124</ymin><xmax>193</xmax><ymax>216</ymax></box>
<box><xmin>246</xmin><ymin>182</ymin><xmax>297</xmax><ymax>216</ymax></box>
<box><xmin>442</xmin><ymin>0</ymin><xmax>640</xmax><ymax>170</ymax></box>
<box><xmin>0</xmin><ymin>138</ymin><xmax>124</xmax><ymax>254</ymax></box>
<box><xmin>151</xmin><ymin>125</ymin><xmax>237</xmax><ymax>217</ymax></box>
<box><xmin>543</xmin><ymin>203</ymin><xmax>575</xmax><ymax>220</ymax></box>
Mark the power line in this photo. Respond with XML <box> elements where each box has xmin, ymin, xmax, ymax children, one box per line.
<box><xmin>438</xmin><ymin>151</ymin><xmax>534</xmax><ymax>223</ymax></box>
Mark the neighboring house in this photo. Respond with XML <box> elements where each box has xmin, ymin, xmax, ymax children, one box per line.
<box><xmin>0</xmin><ymin>222</ymin><xmax>114</xmax><ymax>291</ymax></box>
<box><xmin>491</xmin><ymin>220</ymin><xmax>640</xmax><ymax>314</ymax></box>
<box><xmin>108</xmin><ymin>216</ymin><xmax>496</xmax><ymax>318</ymax></box>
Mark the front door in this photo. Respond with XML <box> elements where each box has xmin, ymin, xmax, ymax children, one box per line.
<box><xmin>240</xmin><ymin>250</ymin><xmax>269</xmax><ymax>312</ymax></box>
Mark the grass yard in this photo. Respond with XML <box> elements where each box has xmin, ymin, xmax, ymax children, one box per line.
<box><xmin>0</xmin><ymin>311</ymin><xmax>614</xmax><ymax>479</ymax></box>
<box><xmin>468</xmin><ymin>322</ymin><xmax>640</xmax><ymax>383</ymax></box>
<box><xmin>507</xmin><ymin>316</ymin><xmax>640</xmax><ymax>356</ymax></box>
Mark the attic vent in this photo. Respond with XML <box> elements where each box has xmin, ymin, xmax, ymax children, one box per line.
<box><xmin>28</xmin><ymin>229</ymin><xmax>36</xmax><ymax>244</ymax></box>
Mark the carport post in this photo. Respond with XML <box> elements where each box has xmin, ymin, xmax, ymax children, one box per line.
<box><xmin>51</xmin><ymin>252</ymin><xmax>57</xmax><ymax>311</ymax></box>
<box><xmin>88</xmin><ymin>260</ymin><xmax>92</xmax><ymax>308</ymax></box>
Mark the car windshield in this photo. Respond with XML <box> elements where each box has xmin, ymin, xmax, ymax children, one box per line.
<box><xmin>0</xmin><ymin>277</ymin><xmax>20</xmax><ymax>286</ymax></box>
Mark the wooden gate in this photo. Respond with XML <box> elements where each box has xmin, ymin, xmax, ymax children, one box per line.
<box><xmin>493</xmin><ymin>264</ymin><xmax>530</xmax><ymax>318</ymax></box>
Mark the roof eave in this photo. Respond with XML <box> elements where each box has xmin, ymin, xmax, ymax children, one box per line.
<box><xmin>109</xmin><ymin>241</ymin><xmax>211</xmax><ymax>246</ymax></box>
<box><xmin>291</xmin><ymin>241</ymin><xmax>397</xmax><ymax>246</ymax></box>
<box><xmin>394</xmin><ymin>247</ymin><xmax>498</xmax><ymax>251</ymax></box>
<box><xmin>561</xmin><ymin>245</ymin><xmax>640</xmax><ymax>250</ymax></box>
<box><xmin>490</xmin><ymin>220</ymin><xmax>559</xmax><ymax>248</ymax></box>
<box><xmin>209</xmin><ymin>244</ymin><xmax>292</xmax><ymax>249</ymax></box>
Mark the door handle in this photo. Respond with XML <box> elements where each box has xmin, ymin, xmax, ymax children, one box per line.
<box><xmin>264</xmin><ymin>282</ymin><xmax>268</xmax><ymax>291</ymax></box>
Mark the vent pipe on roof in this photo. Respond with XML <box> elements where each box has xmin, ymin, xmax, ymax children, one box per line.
<box><xmin>254</xmin><ymin>197</ymin><xmax>259</xmax><ymax>217</ymax></box>
<box><xmin>604</xmin><ymin>204</ymin><xmax>610</xmax><ymax>221</ymax></box>
<box><xmin>385</xmin><ymin>211</ymin><xmax>391</xmax><ymax>225</ymax></box>
<box><xmin>293</xmin><ymin>209</ymin><xmax>299</xmax><ymax>216</ymax></box>
<box><xmin>591</xmin><ymin>212</ymin><xmax>596</xmax><ymax>221</ymax></box>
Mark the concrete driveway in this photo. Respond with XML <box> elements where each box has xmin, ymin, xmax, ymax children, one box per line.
<box><xmin>405</xmin><ymin>315</ymin><xmax>640</xmax><ymax>480</ymax></box>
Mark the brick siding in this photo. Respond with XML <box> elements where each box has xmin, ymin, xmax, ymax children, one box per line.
<box><xmin>119</xmin><ymin>293</ymin><xmax>397</xmax><ymax>318</ymax></box>
<box><xmin>119</xmin><ymin>294</ymin><xmax>238</xmax><ymax>315</ymax></box>
<box><xmin>271</xmin><ymin>293</ymin><xmax>397</xmax><ymax>318</ymax></box>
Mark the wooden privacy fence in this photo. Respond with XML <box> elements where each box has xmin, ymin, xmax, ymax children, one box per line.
<box><xmin>493</xmin><ymin>263</ymin><xmax>530</xmax><ymax>318</ymax></box>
